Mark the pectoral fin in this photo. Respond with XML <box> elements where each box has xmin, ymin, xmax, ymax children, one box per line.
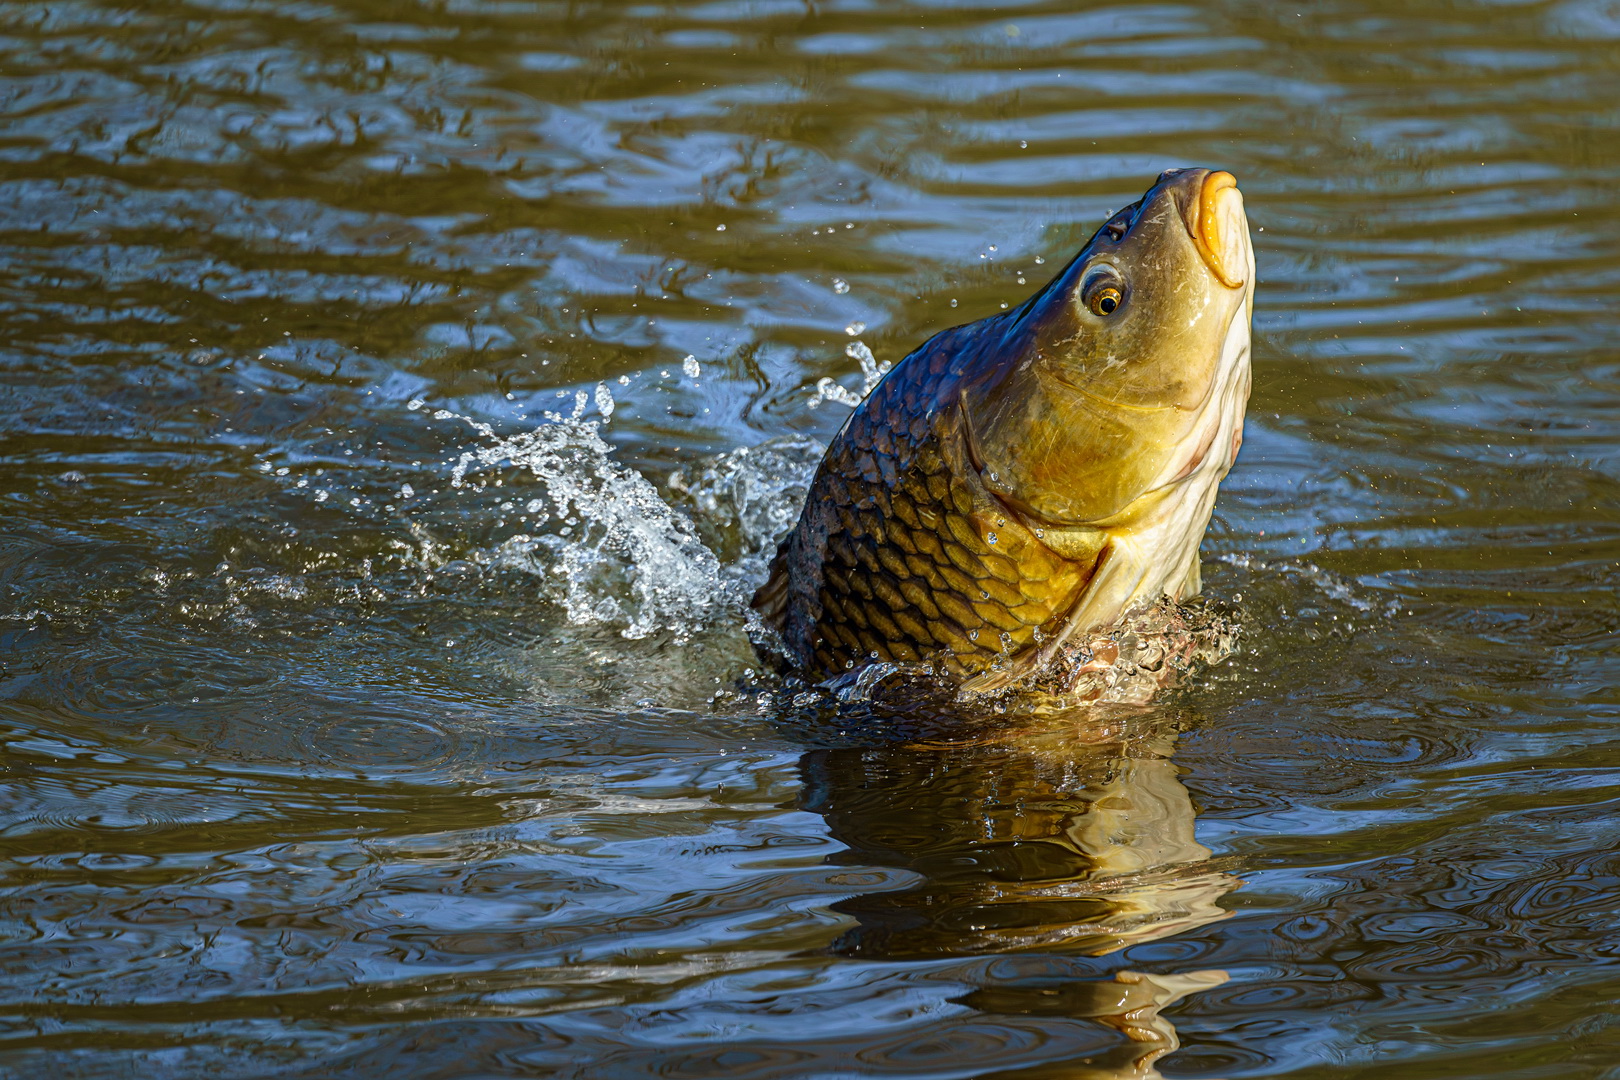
<box><xmin>961</xmin><ymin>537</ymin><xmax>1151</xmax><ymax>694</ymax></box>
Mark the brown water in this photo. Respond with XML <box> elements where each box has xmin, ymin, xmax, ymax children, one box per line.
<box><xmin>3</xmin><ymin>1</ymin><xmax>1620</xmax><ymax>1076</ymax></box>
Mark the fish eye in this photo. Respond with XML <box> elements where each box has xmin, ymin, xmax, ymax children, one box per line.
<box><xmin>1083</xmin><ymin>274</ymin><xmax>1124</xmax><ymax>317</ymax></box>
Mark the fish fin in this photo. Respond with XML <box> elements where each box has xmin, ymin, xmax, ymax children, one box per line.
<box><xmin>751</xmin><ymin>543</ymin><xmax>792</xmax><ymax>632</ymax></box>
<box><xmin>960</xmin><ymin>539</ymin><xmax>1147</xmax><ymax>694</ymax></box>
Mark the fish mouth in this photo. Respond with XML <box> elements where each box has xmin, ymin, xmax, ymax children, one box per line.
<box><xmin>1181</xmin><ymin>169</ymin><xmax>1248</xmax><ymax>289</ymax></box>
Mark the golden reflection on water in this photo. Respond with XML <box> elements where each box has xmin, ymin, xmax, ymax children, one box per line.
<box><xmin>803</xmin><ymin>712</ymin><xmax>1239</xmax><ymax>1072</ymax></box>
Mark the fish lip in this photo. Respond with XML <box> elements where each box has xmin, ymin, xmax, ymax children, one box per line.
<box><xmin>1178</xmin><ymin>169</ymin><xmax>1247</xmax><ymax>289</ymax></box>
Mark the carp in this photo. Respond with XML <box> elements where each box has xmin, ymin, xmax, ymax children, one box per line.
<box><xmin>754</xmin><ymin>168</ymin><xmax>1254</xmax><ymax>692</ymax></box>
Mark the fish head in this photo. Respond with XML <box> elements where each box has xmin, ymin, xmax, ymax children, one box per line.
<box><xmin>961</xmin><ymin>168</ymin><xmax>1254</xmax><ymax>531</ymax></box>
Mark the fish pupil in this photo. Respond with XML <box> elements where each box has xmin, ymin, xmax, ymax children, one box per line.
<box><xmin>1098</xmin><ymin>294</ymin><xmax>1118</xmax><ymax>314</ymax></box>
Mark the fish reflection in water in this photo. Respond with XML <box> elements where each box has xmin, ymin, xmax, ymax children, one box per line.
<box><xmin>799</xmin><ymin>713</ymin><xmax>1236</xmax><ymax>1076</ymax></box>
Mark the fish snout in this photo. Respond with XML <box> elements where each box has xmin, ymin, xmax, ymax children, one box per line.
<box><xmin>1159</xmin><ymin>168</ymin><xmax>1250</xmax><ymax>289</ymax></box>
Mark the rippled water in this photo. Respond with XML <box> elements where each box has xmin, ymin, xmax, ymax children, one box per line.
<box><xmin>3</xmin><ymin>1</ymin><xmax>1620</xmax><ymax>1076</ymax></box>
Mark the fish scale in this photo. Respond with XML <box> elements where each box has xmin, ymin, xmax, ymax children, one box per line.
<box><xmin>756</xmin><ymin>326</ymin><xmax>1097</xmax><ymax>680</ymax></box>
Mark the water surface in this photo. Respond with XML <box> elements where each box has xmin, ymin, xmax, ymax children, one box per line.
<box><xmin>3</xmin><ymin>0</ymin><xmax>1620</xmax><ymax>1076</ymax></box>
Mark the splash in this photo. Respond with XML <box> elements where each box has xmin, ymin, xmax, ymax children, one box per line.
<box><xmin>1022</xmin><ymin>596</ymin><xmax>1243</xmax><ymax>707</ymax></box>
<box><xmin>449</xmin><ymin>415</ymin><xmax>740</xmax><ymax>641</ymax></box>
<box><xmin>665</xmin><ymin>435</ymin><xmax>824</xmax><ymax>583</ymax></box>
<box><xmin>803</xmin><ymin>595</ymin><xmax>1243</xmax><ymax>716</ymax></box>
<box><xmin>807</xmin><ymin>340</ymin><xmax>891</xmax><ymax>409</ymax></box>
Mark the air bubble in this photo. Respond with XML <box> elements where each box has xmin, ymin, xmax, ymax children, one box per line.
<box><xmin>682</xmin><ymin>354</ymin><xmax>701</xmax><ymax>379</ymax></box>
<box><xmin>833</xmin><ymin>279</ymin><xmax>850</xmax><ymax>294</ymax></box>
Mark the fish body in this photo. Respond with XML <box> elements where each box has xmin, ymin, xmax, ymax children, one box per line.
<box><xmin>754</xmin><ymin>169</ymin><xmax>1254</xmax><ymax>691</ymax></box>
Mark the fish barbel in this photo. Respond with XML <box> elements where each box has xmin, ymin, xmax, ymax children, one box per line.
<box><xmin>754</xmin><ymin>168</ymin><xmax>1254</xmax><ymax>692</ymax></box>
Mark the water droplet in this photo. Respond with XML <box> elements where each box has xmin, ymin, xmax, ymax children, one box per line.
<box><xmin>1017</xmin><ymin>276</ymin><xmax>1026</xmax><ymax>284</ymax></box>
<box><xmin>833</xmin><ymin>278</ymin><xmax>850</xmax><ymax>294</ymax></box>
<box><xmin>407</xmin><ymin>398</ymin><xmax>425</xmax><ymax>411</ymax></box>
<box><xmin>988</xmin><ymin>245</ymin><xmax>997</xmax><ymax>252</ymax></box>
<box><xmin>682</xmin><ymin>354</ymin><xmax>701</xmax><ymax>378</ymax></box>
<box><xmin>594</xmin><ymin>382</ymin><xmax>615</xmax><ymax>420</ymax></box>
<box><xmin>715</xmin><ymin>223</ymin><xmax>726</xmax><ymax>231</ymax></box>
<box><xmin>968</xmin><ymin>629</ymin><xmax>979</xmax><ymax>641</ymax></box>
<box><xmin>811</xmin><ymin>377</ymin><xmax>862</xmax><ymax>409</ymax></box>
<box><xmin>399</xmin><ymin>483</ymin><xmax>414</xmax><ymax>500</ymax></box>
<box><xmin>1035</xmin><ymin>256</ymin><xmax>1045</xmax><ymax>264</ymax></box>
<box><xmin>844</xmin><ymin>340</ymin><xmax>891</xmax><ymax>395</ymax></box>
<box><xmin>314</xmin><ymin>490</ymin><xmax>329</xmax><ymax>502</ymax></box>
<box><xmin>1019</xmin><ymin>139</ymin><xmax>1028</xmax><ymax>148</ymax></box>
<box><xmin>986</xmin><ymin>532</ymin><xmax>998</xmax><ymax>544</ymax></box>
<box><xmin>950</xmin><ymin>298</ymin><xmax>958</xmax><ymax>307</ymax></box>
<box><xmin>845</xmin><ymin>223</ymin><xmax>854</xmax><ymax>229</ymax></box>
<box><xmin>844</xmin><ymin>321</ymin><xmax>865</xmax><ymax>336</ymax></box>
<box><xmin>618</xmin><ymin>374</ymin><xmax>631</xmax><ymax>385</ymax></box>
